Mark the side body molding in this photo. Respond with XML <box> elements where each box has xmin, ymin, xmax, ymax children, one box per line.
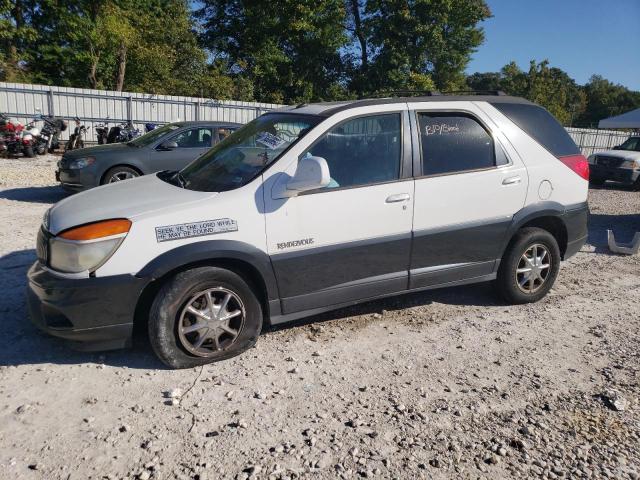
<box><xmin>136</xmin><ymin>240</ymin><xmax>280</xmax><ymax>302</ymax></box>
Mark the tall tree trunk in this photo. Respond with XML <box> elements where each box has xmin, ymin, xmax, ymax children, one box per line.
<box><xmin>115</xmin><ymin>41</ymin><xmax>127</xmax><ymax>91</ymax></box>
<box><xmin>88</xmin><ymin>54</ymin><xmax>100</xmax><ymax>88</ymax></box>
<box><xmin>9</xmin><ymin>0</ymin><xmax>25</xmax><ymax>66</ymax></box>
<box><xmin>349</xmin><ymin>0</ymin><xmax>368</xmax><ymax>70</ymax></box>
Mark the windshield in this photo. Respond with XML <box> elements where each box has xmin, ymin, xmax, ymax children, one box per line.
<box><xmin>616</xmin><ymin>137</ymin><xmax>640</xmax><ymax>152</ymax></box>
<box><xmin>129</xmin><ymin>123</ymin><xmax>180</xmax><ymax>147</ymax></box>
<box><xmin>177</xmin><ymin>113</ymin><xmax>321</xmax><ymax>192</ymax></box>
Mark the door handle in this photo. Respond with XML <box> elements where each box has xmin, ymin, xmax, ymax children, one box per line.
<box><xmin>385</xmin><ymin>193</ymin><xmax>410</xmax><ymax>203</ymax></box>
<box><xmin>502</xmin><ymin>176</ymin><xmax>521</xmax><ymax>185</ymax></box>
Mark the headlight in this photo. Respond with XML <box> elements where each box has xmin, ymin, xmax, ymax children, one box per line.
<box><xmin>68</xmin><ymin>156</ymin><xmax>95</xmax><ymax>169</ymax></box>
<box><xmin>48</xmin><ymin>219</ymin><xmax>131</xmax><ymax>273</ymax></box>
<box><xmin>619</xmin><ymin>159</ymin><xmax>639</xmax><ymax>169</ymax></box>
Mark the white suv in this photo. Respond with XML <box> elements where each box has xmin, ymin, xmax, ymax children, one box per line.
<box><xmin>27</xmin><ymin>94</ymin><xmax>590</xmax><ymax>368</ymax></box>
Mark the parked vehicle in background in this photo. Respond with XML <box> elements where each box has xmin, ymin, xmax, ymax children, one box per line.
<box><xmin>56</xmin><ymin>121</ymin><xmax>241</xmax><ymax>191</ymax></box>
<box><xmin>31</xmin><ymin>94</ymin><xmax>589</xmax><ymax>368</ymax></box>
<box><xmin>33</xmin><ymin>114</ymin><xmax>67</xmax><ymax>154</ymax></box>
<box><xmin>588</xmin><ymin>136</ymin><xmax>640</xmax><ymax>190</ymax></box>
<box><xmin>0</xmin><ymin>115</ymin><xmax>38</xmax><ymax>157</ymax></box>
<box><xmin>106</xmin><ymin>121</ymin><xmax>140</xmax><ymax>144</ymax></box>
<box><xmin>96</xmin><ymin>120</ymin><xmax>109</xmax><ymax>144</ymax></box>
<box><xmin>145</xmin><ymin>122</ymin><xmax>158</xmax><ymax>133</ymax></box>
<box><xmin>65</xmin><ymin>117</ymin><xmax>88</xmax><ymax>151</ymax></box>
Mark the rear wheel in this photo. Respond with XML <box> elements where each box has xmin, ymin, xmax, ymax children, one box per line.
<box><xmin>149</xmin><ymin>267</ymin><xmax>263</xmax><ymax>369</ymax></box>
<box><xmin>496</xmin><ymin>227</ymin><xmax>561</xmax><ymax>304</ymax></box>
<box><xmin>102</xmin><ymin>166</ymin><xmax>140</xmax><ymax>184</ymax></box>
<box><xmin>24</xmin><ymin>145</ymin><xmax>35</xmax><ymax>158</ymax></box>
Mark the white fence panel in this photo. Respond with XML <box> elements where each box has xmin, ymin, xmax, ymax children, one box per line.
<box><xmin>567</xmin><ymin>127</ymin><xmax>631</xmax><ymax>157</ymax></box>
<box><xmin>0</xmin><ymin>82</ymin><xmax>282</xmax><ymax>142</ymax></box>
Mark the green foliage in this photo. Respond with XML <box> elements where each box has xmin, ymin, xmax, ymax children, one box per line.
<box><xmin>578</xmin><ymin>75</ymin><xmax>640</xmax><ymax>127</ymax></box>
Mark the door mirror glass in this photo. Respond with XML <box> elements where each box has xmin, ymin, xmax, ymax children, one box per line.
<box><xmin>160</xmin><ymin>141</ymin><xmax>178</xmax><ymax>150</ymax></box>
<box><xmin>284</xmin><ymin>156</ymin><xmax>330</xmax><ymax>196</ymax></box>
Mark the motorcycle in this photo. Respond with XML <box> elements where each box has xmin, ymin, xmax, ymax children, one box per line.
<box><xmin>0</xmin><ymin>115</ymin><xmax>37</xmax><ymax>158</ymax></box>
<box><xmin>96</xmin><ymin>120</ymin><xmax>109</xmax><ymax>144</ymax></box>
<box><xmin>107</xmin><ymin>121</ymin><xmax>140</xmax><ymax>143</ymax></box>
<box><xmin>65</xmin><ymin>117</ymin><xmax>89</xmax><ymax>151</ymax></box>
<box><xmin>33</xmin><ymin>114</ymin><xmax>67</xmax><ymax>154</ymax></box>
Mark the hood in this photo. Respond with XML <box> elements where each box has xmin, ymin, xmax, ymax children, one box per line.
<box><xmin>593</xmin><ymin>149</ymin><xmax>640</xmax><ymax>160</ymax></box>
<box><xmin>48</xmin><ymin>174</ymin><xmax>217</xmax><ymax>235</ymax></box>
<box><xmin>63</xmin><ymin>142</ymin><xmax>135</xmax><ymax>159</ymax></box>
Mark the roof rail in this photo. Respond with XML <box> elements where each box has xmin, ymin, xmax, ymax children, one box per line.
<box><xmin>441</xmin><ymin>90</ymin><xmax>508</xmax><ymax>96</ymax></box>
<box><xmin>362</xmin><ymin>90</ymin><xmax>442</xmax><ymax>99</ymax></box>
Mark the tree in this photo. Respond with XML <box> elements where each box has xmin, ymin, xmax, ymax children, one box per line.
<box><xmin>196</xmin><ymin>0</ymin><xmax>348</xmax><ymax>104</ymax></box>
<box><xmin>578</xmin><ymin>75</ymin><xmax>640</xmax><ymax>127</ymax></box>
<box><xmin>356</xmin><ymin>0</ymin><xmax>491</xmax><ymax>94</ymax></box>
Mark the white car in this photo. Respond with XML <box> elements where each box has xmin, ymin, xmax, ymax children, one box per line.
<box><xmin>28</xmin><ymin>94</ymin><xmax>589</xmax><ymax>368</ymax></box>
<box><xmin>588</xmin><ymin>136</ymin><xmax>640</xmax><ymax>189</ymax></box>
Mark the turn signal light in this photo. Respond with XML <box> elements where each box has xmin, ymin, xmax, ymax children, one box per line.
<box><xmin>59</xmin><ymin>219</ymin><xmax>132</xmax><ymax>241</ymax></box>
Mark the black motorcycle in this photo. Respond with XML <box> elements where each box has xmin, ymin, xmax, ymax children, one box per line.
<box><xmin>33</xmin><ymin>115</ymin><xmax>67</xmax><ymax>154</ymax></box>
<box><xmin>107</xmin><ymin>121</ymin><xmax>140</xmax><ymax>143</ymax></box>
<box><xmin>65</xmin><ymin>117</ymin><xmax>88</xmax><ymax>151</ymax></box>
<box><xmin>96</xmin><ymin>120</ymin><xmax>109</xmax><ymax>144</ymax></box>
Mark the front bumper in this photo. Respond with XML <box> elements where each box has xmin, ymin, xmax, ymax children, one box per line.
<box><xmin>27</xmin><ymin>262</ymin><xmax>147</xmax><ymax>351</ymax></box>
<box><xmin>56</xmin><ymin>167</ymin><xmax>98</xmax><ymax>192</ymax></box>
<box><xmin>590</xmin><ymin>164</ymin><xmax>640</xmax><ymax>185</ymax></box>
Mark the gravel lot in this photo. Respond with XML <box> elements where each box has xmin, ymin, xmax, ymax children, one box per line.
<box><xmin>0</xmin><ymin>155</ymin><xmax>638</xmax><ymax>480</ymax></box>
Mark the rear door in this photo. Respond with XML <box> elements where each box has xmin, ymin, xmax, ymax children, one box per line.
<box><xmin>153</xmin><ymin>126</ymin><xmax>214</xmax><ymax>171</ymax></box>
<box><xmin>408</xmin><ymin>101</ymin><xmax>528</xmax><ymax>288</ymax></box>
<box><xmin>264</xmin><ymin>107</ymin><xmax>414</xmax><ymax>314</ymax></box>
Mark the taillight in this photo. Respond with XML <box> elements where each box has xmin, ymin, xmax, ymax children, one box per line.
<box><xmin>558</xmin><ymin>154</ymin><xmax>589</xmax><ymax>180</ymax></box>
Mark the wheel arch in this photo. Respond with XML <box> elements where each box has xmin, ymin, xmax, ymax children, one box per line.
<box><xmin>133</xmin><ymin>241</ymin><xmax>280</xmax><ymax>335</ymax></box>
<box><xmin>504</xmin><ymin>202</ymin><xmax>570</xmax><ymax>259</ymax></box>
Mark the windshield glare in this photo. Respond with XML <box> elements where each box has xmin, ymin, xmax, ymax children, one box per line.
<box><xmin>178</xmin><ymin>113</ymin><xmax>321</xmax><ymax>192</ymax></box>
<box><xmin>130</xmin><ymin>123</ymin><xmax>180</xmax><ymax>147</ymax></box>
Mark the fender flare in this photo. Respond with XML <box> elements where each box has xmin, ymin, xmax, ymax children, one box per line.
<box><xmin>136</xmin><ymin>240</ymin><xmax>279</xmax><ymax>301</ymax></box>
<box><xmin>501</xmin><ymin>201</ymin><xmax>568</xmax><ymax>252</ymax></box>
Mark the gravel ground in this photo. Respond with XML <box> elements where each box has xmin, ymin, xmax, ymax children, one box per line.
<box><xmin>0</xmin><ymin>155</ymin><xmax>638</xmax><ymax>480</ymax></box>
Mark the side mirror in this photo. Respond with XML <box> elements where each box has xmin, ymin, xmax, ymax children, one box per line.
<box><xmin>283</xmin><ymin>156</ymin><xmax>330</xmax><ymax>197</ymax></box>
<box><xmin>160</xmin><ymin>141</ymin><xmax>178</xmax><ymax>150</ymax></box>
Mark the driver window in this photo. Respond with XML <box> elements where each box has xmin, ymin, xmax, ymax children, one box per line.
<box><xmin>171</xmin><ymin>128</ymin><xmax>213</xmax><ymax>148</ymax></box>
<box><xmin>303</xmin><ymin>113</ymin><xmax>402</xmax><ymax>190</ymax></box>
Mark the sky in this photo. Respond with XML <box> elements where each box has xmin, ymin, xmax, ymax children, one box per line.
<box><xmin>466</xmin><ymin>0</ymin><xmax>640</xmax><ymax>91</ymax></box>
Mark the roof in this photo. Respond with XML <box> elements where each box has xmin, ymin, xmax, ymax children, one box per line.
<box><xmin>598</xmin><ymin>108</ymin><xmax>640</xmax><ymax>129</ymax></box>
<box><xmin>172</xmin><ymin>120</ymin><xmax>242</xmax><ymax>127</ymax></box>
<box><xmin>272</xmin><ymin>94</ymin><xmax>534</xmax><ymax>117</ymax></box>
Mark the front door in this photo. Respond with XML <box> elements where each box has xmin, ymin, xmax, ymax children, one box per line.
<box><xmin>408</xmin><ymin>102</ymin><xmax>528</xmax><ymax>288</ymax></box>
<box><xmin>264</xmin><ymin>110</ymin><xmax>414</xmax><ymax>314</ymax></box>
<box><xmin>154</xmin><ymin>127</ymin><xmax>213</xmax><ymax>171</ymax></box>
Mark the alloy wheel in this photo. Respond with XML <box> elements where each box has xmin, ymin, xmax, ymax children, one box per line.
<box><xmin>515</xmin><ymin>243</ymin><xmax>552</xmax><ymax>294</ymax></box>
<box><xmin>177</xmin><ymin>288</ymin><xmax>245</xmax><ymax>357</ymax></box>
<box><xmin>108</xmin><ymin>171</ymin><xmax>138</xmax><ymax>183</ymax></box>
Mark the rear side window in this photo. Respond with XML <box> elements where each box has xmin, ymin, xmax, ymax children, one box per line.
<box><xmin>418</xmin><ymin>113</ymin><xmax>495</xmax><ymax>176</ymax></box>
<box><xmin>491</xmin><ymin>102</ymin><xmax>580</xmax><ymax>156</ymax></box>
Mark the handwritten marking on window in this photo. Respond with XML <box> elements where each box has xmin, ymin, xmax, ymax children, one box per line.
<box><xmin>425</xmin><ymin>123</ymin><xmax>460</xmax><ymax>135</ymax></box>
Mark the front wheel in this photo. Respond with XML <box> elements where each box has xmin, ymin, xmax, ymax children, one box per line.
<box><xmin>496</xmin><ymin>227</ymin><xmax>561</xmax><ymax>304</ymax></box>
<box><xmin>24</xmin><ymin>145</ymin><xmax>35</xmax><ymax>158</ymax></box>
<box><xmin>149</xmin><ymin>267</ymin><xmax>263</xmax><ymax>369</ymax></box>
<box><xmin>102</xmin><ymin>166</ymin><xmax>140</xmax><ymax>184</ymax></box>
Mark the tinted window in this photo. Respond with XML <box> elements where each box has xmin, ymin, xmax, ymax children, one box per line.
<box><xmin>304</xmin><ymin>113</ymin><xmax>401</xmax><ymax>189</ymax></box>
<box><xmin>492</xmin><ymin>102</ymin><xmax>580</xmax><ymax>156</ymax></box>
<box><xmin>172</xmin><ymin>128</ymin><xmax>213</xmax><ymax>148</ymax></box>
<box><xmin>418</xmin><ymin>113</ymin><xmax>495</xmax><ymax>176</ymax></box>
<box><xmin>617</xmin><ymin>137</ymin><xmax>640</xmax><ymax>151</ymax></box>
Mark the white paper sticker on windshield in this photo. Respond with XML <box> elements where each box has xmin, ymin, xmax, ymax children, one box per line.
<box><xmin>155</xmin><ymin>218</ymin><xmax>238</xmax><ymax>242</ymax></box>
<box><xmin>256</xmin><ymin>132</ymin><xmax>286</xmax><ymax>150</ymax></box>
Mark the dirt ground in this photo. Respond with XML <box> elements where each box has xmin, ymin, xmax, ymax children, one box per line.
<box><xmin>0</xmin><ymin>155</ymin><xmax>638</xmax><ymax>480</ymax></box>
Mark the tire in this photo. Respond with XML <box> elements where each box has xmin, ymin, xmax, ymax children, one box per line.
<box><xmin>496</xmin><ymin>227</ymin><xmax>561</xmax><ymax>304</ymax></box>
<box><xmin>24</xmin><ymin>145</ymin><xmax>35</xmax><ymax>158</ymax></box>
<box><xmin>101</xmin><ymin>166</ymin><xmax>140</xmax><ymax>184</ymax></box>
<box><xmin>149</xmin><ymin>267</ymin><xmax>263</xmax><ymax>369</ymax></box>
